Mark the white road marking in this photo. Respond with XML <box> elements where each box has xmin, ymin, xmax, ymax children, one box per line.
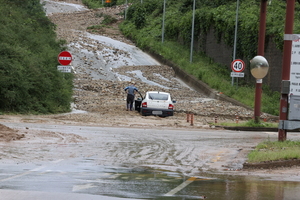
<box><xmin>109</xmin><ymin>174</ymin><xmax>121</xmax><ymax>179</ymax></box>
<box><xmin>0</xmin><ymin>159</ymin><xmax>64</xmax><ymax>182</ymax></box>
<box><xmin>0</xmin><ymin>170</ymin><xmax>38</xmax><ymax>182</ymax></box>
<box><xmin>30</xmin><ymin>166</ymin><xmax>47</xmax><ymax>172</ymax></box>
<box><xmin>211</xmin><ymin>151</ymin><xmax>224</xmax><ymax>163</ymax></box>
<box><xmin>164</xmin><ymin>177</ymin><xmax>196</xmax><ymax>196</ymax></box>
<box><xmin>72</xmin><ymin>183</ymin><xmax>97</xmax><ymax>192</ymax></box>
<box><xmin>52</xmin><ymin>159</ymin><xmax>64</xmax><ymax>164</ymax></box>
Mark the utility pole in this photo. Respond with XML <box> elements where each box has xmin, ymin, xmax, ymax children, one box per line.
<box><xmin>278</xmin><ymin>0</ymin><xmax>296</xmax><ymax>141</ymax></box>
<box><xmin>190</xmin><ymin>0</ymin><xmax>196</xmax><ymax>63</ymax></box>
<box><xmin>232</xmin><ymin>0</ymin><xmax>240</xmax><ymax>86</ymax></box>
<box><xmin>254</xmin><ymin>0</ymin><xmax>267</xmax><ymax>123</ymax></box>
<box><xmin>125</xmin><ymin>0</ymin><xmax>128</xmax><ymax>20</ymax></box>
<box><xmin>162</xmin><ymin>0</ymin><xmax>166</xmax><ymax>43</ymax></box>
<box><xmin>232</xmin><ymin>0</ymin><xmax>239</xmax><ymax>62</ymax></box>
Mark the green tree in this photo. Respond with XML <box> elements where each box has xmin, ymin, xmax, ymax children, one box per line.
<box><xmin>0</xmin><ymin>0</ymin><xmax>73</xmax><ymax>113</ymax></box>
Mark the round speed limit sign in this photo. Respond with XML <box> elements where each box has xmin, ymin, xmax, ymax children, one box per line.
<box><xmin>231</xmin><ymin>59</ymin><xmax>245</xmax><ymax>73</ymax></box>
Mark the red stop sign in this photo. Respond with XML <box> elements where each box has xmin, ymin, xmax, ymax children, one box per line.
<box><xmin>58</xmin><ymin>51</ymin><xmax>72</xmax><ymax>65</ymax></box>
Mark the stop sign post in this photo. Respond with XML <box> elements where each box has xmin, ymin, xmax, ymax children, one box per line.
<box><xmin>58</xmin><ymin>51</ymin><xmax>72</xmax><ymax>66</ymax></box>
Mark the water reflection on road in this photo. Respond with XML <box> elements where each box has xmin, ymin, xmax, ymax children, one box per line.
<box><xmin>1</xmin><ymin>123</ymin><xmax>300</xmax><ymax>199</ymax></box>
<box><xmin>2</xmin><ymin>159</ymin><xmax>300</xmax><ymax>200</ymax></box>
<box><xmin>70</xmin><ymin>163</ymin><xmax>300</xmax><ymax>200</ymax></box>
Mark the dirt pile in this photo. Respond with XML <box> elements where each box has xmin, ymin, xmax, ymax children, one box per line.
<box><xmin>47</xmin><ymin>4</ymin><xmax>132</xmax><ymax>45</ymax></box>
<box><xmin>0</xmin><ymin>124</ymin><xmax>25</xmax><ymax>142</ymax></box>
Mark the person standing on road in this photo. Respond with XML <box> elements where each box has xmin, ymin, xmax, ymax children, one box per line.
<box><xmin>124</xmin><ymin>81</ymin><xmax>138</xmax><ymax>111</ymax></box>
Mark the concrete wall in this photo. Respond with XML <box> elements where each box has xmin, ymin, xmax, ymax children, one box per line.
<box><xmin>202</xmin><ymin>28</ymin><xmax>233</xmax><ymax>71</ymax></box>
<box><xmin>264</xmin><ymin>40</ymin><xmax>283</xmax><ymax>91</ymax></box>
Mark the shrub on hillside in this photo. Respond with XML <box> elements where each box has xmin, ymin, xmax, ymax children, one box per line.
<box><xmin>0</xmin><ymin>0</ymin><xmax>73</xmax><ymax>113</ymax></box>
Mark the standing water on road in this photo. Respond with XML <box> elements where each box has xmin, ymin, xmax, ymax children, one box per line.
<box><xmin>1</xmin><ymin>123</ymin><xmax>300</xmax><ymax>199</ymax></box>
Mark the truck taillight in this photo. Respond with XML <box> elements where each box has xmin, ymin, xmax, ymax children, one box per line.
<box><xmin>168</xmin><ymin>104</ymin><xmax>174</xmax><ymax>109</ymax></box>
<box><xmin>142</xmin><ymin>102</ymin><xmax>147</xmax><ymax>108</ymax></box>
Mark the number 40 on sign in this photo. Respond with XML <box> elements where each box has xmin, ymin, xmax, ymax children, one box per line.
<box><xmin>231</xmin><ymin>59</ymin><xmax>245</xmax><ymax>73</ymax></box>
<box><xmin>230</xmin><ymin>59</ymin><xmax>245</xmax><ymax>78</ymax></box>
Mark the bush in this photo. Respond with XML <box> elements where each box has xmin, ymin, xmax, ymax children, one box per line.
<box><xmin>0</xmin><ymin>0</ymin><xmax>73</xmax><ymax>114</ymax></box>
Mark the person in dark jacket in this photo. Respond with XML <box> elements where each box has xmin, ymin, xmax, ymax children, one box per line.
<box><xmin>124</xmin><ymin>81</ymin><xmax>138</xmax><ymax>111</ymax></box>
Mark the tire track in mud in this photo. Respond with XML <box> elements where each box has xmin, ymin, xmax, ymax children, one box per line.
<box><xmin>98</xmin><ymin>132</ymin><xmax>221</xmax><ymax>174</ymax></box>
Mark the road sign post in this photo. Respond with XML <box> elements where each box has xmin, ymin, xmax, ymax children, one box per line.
<box><xmin>230</xmin><ymin>59</ymin><xmax>245</xmax><ymax>87</ymax></box>
<box><xmin>231</xmin><ymin>59</ymin><xmax>245</xmax><ymax>73</ymax></box>
<box><xmin>231</xmin><ymin>72</ymin><xmax>244</xmax><ymax>77</ymax></box>
<box><xmin>278</xmin><ymin>0</ymin><xmax>296</xmax><ymax>141</ymax></box>
<box><xmin>57</xmin><ymin>65</ymin><xmax>73</xmax><ymax>73</ymax></box>
<box><xmin>58</xmin><ymin>51</ymin><xmax>72</xmax><ymax>66</ymax></box>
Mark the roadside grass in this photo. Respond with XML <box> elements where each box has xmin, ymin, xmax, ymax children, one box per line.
<box><xmin>87</xmin><ymin>24</ymin><xmax>106</xmax><ymax>30</ymax></box>
<box><xmin>87</xmin><ymin>14</ymin><xmax>117</xmax><ymax>32</ymax></box>
<box><xmin>82</xmin><ymin>0</ymin><xmax>103</xmax><ymax>9</ymax></box>
<box><xmin>213</xmin><ymin>120</ymin><xmax>300</xmax><ymax>164</ymax></box>
<box><xmin>214</xmin><ymin>119</ymin><xmax>278</xmax><ymax>128</ymax></box>
<box><xmin>101</xmin><ymin>15</ymin><xmax>118</xmax><ymax>25</ymax></box>
<box><xmin>247</xmin><ymin>140</ymin><xmax>300</xmax><ymax>163</ymax></box>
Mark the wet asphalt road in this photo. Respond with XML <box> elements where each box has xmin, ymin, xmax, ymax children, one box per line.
<box><xmin>2</xmin><ymin>123</ymin><xmax>296</xmax><ymax>199</ymax></box>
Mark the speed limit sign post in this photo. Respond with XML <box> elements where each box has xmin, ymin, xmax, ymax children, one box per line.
<box><xmin>231</xmin><ymin>59</ymin><xmax>245</xmax><ymax>86</ymax></box>
<box><xmin>231</xmin><ymin>59</ymin><xmax>245</xmax><ymax>73</ymax></box>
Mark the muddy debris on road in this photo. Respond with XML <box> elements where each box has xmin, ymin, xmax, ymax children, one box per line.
<box><xmin>0</xmin><ymin>124</ymin><xmax>25</xmax><ymax>142</ymax></box>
